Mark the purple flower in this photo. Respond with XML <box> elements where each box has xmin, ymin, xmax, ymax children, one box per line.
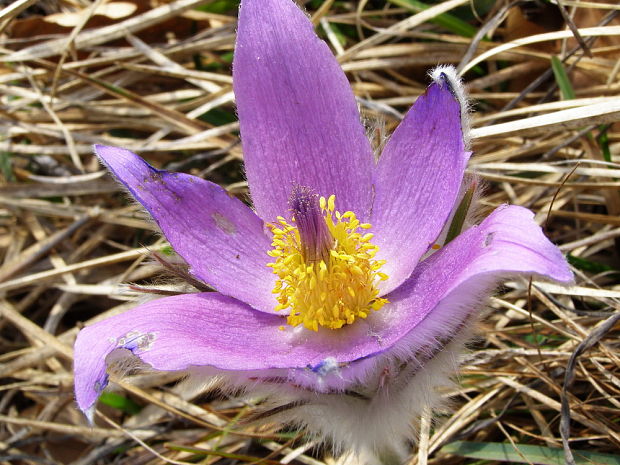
<box><xmin>74</xmin><ymin>0</ymin><xmax>572</xmax><ymax>461</ymax></box>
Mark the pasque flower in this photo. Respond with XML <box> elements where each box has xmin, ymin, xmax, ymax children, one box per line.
<box><xmin>74</xmin><ymin>0</ymin><xmax>572</xmax><ymax>461</ymax></box>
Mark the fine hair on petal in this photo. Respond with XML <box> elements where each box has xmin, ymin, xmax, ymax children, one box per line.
<box><xmin>429</xmin><ymin>65</ymin><xmax>472</xmax><ymax>150</ymax></box>
<box><xmin>177</xmin><ymin>277</ymin><xmax>497</xmax><ymax>463</ymax></box>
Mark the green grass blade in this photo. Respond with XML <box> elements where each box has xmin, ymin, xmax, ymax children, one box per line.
<box><xmin>386</xmin><ymin>0</ymin><xmax>478</xmax><ymax>38</ymax></box>
<box><xmin>442</xmin><ymin>441</ymin><xmax>620</xmax><ymax>465</ymax></box>
<box><xmin>166</xmin><ymin>443</ymin><xmax>281</xmax><ymax>464</ymax></box>
<box><xmin>98</xmin><ymin>392</ymin><xmax>142</xmax><ymax>415</ymax></box>
<box><xmin>597</xmin><ymin>124</ymin><xmax>612</xmax><ymax>163</ymax></box>
<box><xmin>196</xmin><ymin>0</ymin><xmax>239</xmax><ymax>14</ymax></box>
<box><xmin>551</xmin><ymin>56</ymin><xmax>576</xmax><ymax>100</ymax></box>
<box><xmin>444</xmin><ymin>180</ymin><xmax>476</xmax><ymax>245</ymax></box>
<box><xmin>0</xmin><ymin>152</ymin><xmax>15</xmax><ymax>182</ymax></box>
<box><xmin>551</xmin><ymin>58</ymin><xmax>613</xmax><ymax>163</ymax></box>
<box><xmin>567</xmin><ymin>254</ymin><xmax>615</xmax><ymax>274</ymax></box>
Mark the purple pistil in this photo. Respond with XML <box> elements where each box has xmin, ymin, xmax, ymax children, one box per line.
<box><xmin>289</xmin><ymin>185</ymin><xmax>333</xmax><ymax>264</ymax></box>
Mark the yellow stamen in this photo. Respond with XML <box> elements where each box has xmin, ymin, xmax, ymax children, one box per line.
<box><xmin>267</xmin><ymin>194</ymin><xmax>388</xmax><ymax>331</ymax></box>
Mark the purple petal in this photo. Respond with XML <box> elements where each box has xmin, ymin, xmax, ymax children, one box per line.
<box><xmin>384</xmin><ymin>204</ymin><xmax>573</xmax><ymax>344</ymax></box>
<box><xmin>371</xmin><ymin>80</ymin><xmax>469</xmax><ymax>294</ymax></box>
<box><xmin>233</xmin><ymin>0</ymin><xmax>374</xmax><ymax>222</ymax></box>
<box><xmin>73</xmin><ymin>292</ymin><xmax>384</xmax><ymax>414</ymax></box>
<box><xmin>95</xmin><ymin>145</ymin><xmax>278</xmax><ymax>313</ymax></box>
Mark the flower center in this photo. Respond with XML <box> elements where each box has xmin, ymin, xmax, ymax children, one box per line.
<box><xmin>267</xmin><ymin>186</ymin><xmax>388</xmax><ymax>331</ymax></box>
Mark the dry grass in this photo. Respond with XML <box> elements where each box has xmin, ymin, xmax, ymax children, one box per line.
<box><xmin>0</xmin><ymin>0</ymin><xmax>619</xmax><ymax>464</ymax></box>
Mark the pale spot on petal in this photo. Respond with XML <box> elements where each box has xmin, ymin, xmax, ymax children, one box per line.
<box><xmin>114</xmin><ymin>330</ymin><xmax>157</xmax><ymax>353</ymax></box>
<box><xmin>212</xmin><ymin>212</ymin><xmax>237</xmax><ymax>235</ymax></box>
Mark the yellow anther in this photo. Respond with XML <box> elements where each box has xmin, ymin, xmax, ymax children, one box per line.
<box><xmin>371</xmin><ymin>300</ymin><xmax>385</xmax><ymax>310</ymax></box>
<box><xmin>351</xmin><ymin>265</ymin><xmax>364</xmax><ymax>276</ymax></box>
<box><xmin>266</xmin><ymin>194</ymin><xmax>389</xmax><ymax>331</ymax></box>
<box><xmin>331</xmin><ymin>306</ymin><xmax>339</xmax><ymax>318</ymax></box>
<box><xmin>327</xmin><ymin>195</ymin><xmax>336</xmax><ymax>212</ymax></box>
<box><xmin>361</xmin><ymin>233</ymin><xmax>374</xmax><ymax>242</ymax></box>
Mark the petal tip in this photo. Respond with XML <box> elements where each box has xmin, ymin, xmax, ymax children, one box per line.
<box><xmin>429</xmin><ymin>65</ymin><xmax>460</xmax><ymax>93</ymax></box>
<box><xmin>93</xmin><ymin>143</ymin><xmax>121</xmax><ymax>160</ymax></box>
<box><xmin>93</xmin><ymin>146</ymin><xmax>154</xmax><ymax>186</ymax></box>
<box><xmin>94</xmin><ymin>144</ymin><xmax>121</xmax><ymax>169</ymax></box>
<box><xmin>93</xmin><ymin>144</ymin><xmax>135</xmax><ymax>164</ymax></box>
<box><xmin>83</xmin><ymin>404</ymin><xmax>96</xmax><ymax>425</ymax></box>
<box><xmin>428</xmin><ymin>65</ymin><xmax>471</xmax><ymax>148</ymax></box>
<box><xmin>487</xmin><ymin>204</ymin><xmax>574</xmax><ymax>284</ymax></box>
<box><xmin>74</xmin><ymin>324</ymin><xmax>113</xmax><ymax>423</ymax></box>
<box><xmin>547</xmin><ymin>253</ymin><xmax>574</xmax><ymax>284</ymax></box>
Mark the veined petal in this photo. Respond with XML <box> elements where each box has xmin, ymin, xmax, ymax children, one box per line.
<box><xmin>233</xmin><ymin>0</ymin><xmax>374</xmax><ymax>222</ymax></box>
<box><xmin>383</xmin><ymin>204</ymin><xmax>573</xmax><ymax>347</ymax></box>
<box><xmin>73</xmin><ymin>292</ymin><xmax>385</xmax><ymax>415</ymax></box>
<box><xmin>372</xmin><ymin>79</ymin><xmax>469</xmax><ymax>294</ymax></box>
<box><xmin>95</xmin><ymin>145</ymin><xmax>277</xmax><ymax>313</ymax></box>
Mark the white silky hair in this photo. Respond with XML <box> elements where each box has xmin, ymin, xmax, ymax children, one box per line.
<box><xmin>364</xmin><ymin>65</ymin><xmax>472</xmax><ymax>160</ymax></box>
<box><xmin>429</xmin><ymin>65</ymin><xmax>472</xmax><ymax>150</ymax></box>
<box><xmin>177</xmin><ymin>325</ymin><xmax>475</xmax><ymax>464</ymax></box>
<box><xmin>277</xmin><ymin>335</ymin><xmax>472</xmax><ymax>462</ymax></box>
<box><xmin>176</xmin><ymin>276</ymin><xmax>499</xmax><ymax>464</ymax></box>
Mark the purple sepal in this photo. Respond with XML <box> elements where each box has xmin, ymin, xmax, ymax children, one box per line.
<box><xmin>233</xmin><ymin>0</ymin><xmax>374</xmax><ymax>222</ymax></box>
<box><xmin>372</xmin><ymin>81</ymin><xmax>470</xmax><ymax>295</ymax></box>
<box><xmin>94</xmin><ymin>145</ymin><xmax>279</xmax><ymax>314</ymax></box>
